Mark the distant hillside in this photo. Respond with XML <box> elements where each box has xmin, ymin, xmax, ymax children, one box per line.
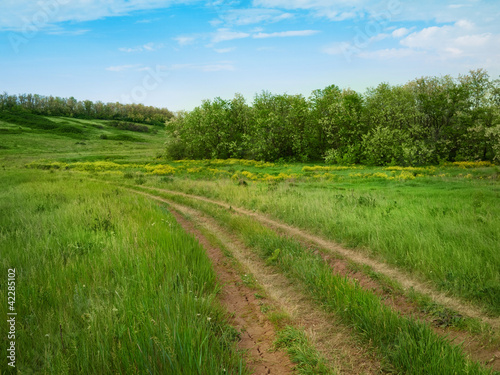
<box><xmin>0</xmin><ymin>93</ymin><xmax>173</xmax><ymax>125</ymax></box>
<box><xmin>0</xmin><ymin>111</ymin><xmax>168</xmax><ymax>165</ymax></box>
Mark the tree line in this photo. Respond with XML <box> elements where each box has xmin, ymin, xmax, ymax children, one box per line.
<box><xmin>0</xmin><ymin>93</ymin><xmax>173</xmax><ymax>126</ymax></box>
<box><xmin>166</xmin><ymin>69</ymin><xmax>500</xmax><ymax>165</ymax></box>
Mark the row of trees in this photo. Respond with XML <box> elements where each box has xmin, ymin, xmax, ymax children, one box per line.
<box><xmin>0</xmin><ymin>93</ymin><xmax>173</xmax><ymax>126</ymax></box>
<box><xmin>166</xmin><ymin>69</ymin><xmax>500</xmax><ymax>165</ymax></box>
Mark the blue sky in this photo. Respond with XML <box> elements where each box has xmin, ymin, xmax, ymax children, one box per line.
<box><xmin>1</xmin><ymin>0</ymin><xmax>499</xmax><ymax>111</ymax></box>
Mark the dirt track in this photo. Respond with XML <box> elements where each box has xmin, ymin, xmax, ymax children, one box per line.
<box><xmin>128</xmin><ymin>185</ymin><xmax>500</xmax><ymax>372</ymax></box>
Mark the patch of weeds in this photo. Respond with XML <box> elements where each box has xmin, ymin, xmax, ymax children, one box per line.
<box><xmin>123</xmin><ymin>172</ymin><xmax>134</xmax><ymax>179</ymax></box>
<box><xmin>91</xmin><ymin>213</ymin><xmax>114</xmax><ymax>232</ymax></box>
<box><xmin>267</xmin><ymin>311</ymin><xmax>292</xmax><ymax>329</ymax></box>
<box><xmin>254</xmin><ymin>293</ymin><xmax>265</xmax><ymax>299</ymax></box>
<box><xmin>266</xmin><ymin>248</ymin><xmax>281</xmax><ymax>265</ymax></box>
<box><xmin>407</xmin><ymin>289</ymin><xmax>471</xmax><ymax>331</ymax></box>
<box><xmin>260</xmin><ymin>304</ymin><xmax>275</xmax><ymax>314</ymax></box>
<box><xmin>160</xmin><ymin>176</ymin><xmax>174</xmax><ymax>183</ymax></box>
<box><xmin>135</xmin><ymin>176</ymin><xmax>146</xmax><ymax>185</ymax></box>
<box><xmin>357</xmin><ymin>195</ymin><xmax>377</xmax><ymax>207</ymax></box>
<box><xmin>274</xmin><ymin>326</ymin><xmax>335</xmax><ymax>375</ymax></box>
<box><xmin>220</xmin><ymin>324</ymin><xmax>241</xmax><ymax>346</ymax></box>
<box><xmin>241</xmin><ymin>273</ymin><xmax>257</xmax><ymax>288</ymax></box>
<box><xmin>432</xmin><ymin>308</ymin><xmax>465</xmax><ymax>329</ymax></box>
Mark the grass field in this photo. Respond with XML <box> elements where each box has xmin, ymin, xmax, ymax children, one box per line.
<box><xmin>0</xmin><ymin>170</ymin><xmax>248</xmax><ymax>374</ymax></box>
<box><xmin>58</xmin><ymin>158</ymin><xmax>497</xmax><ymax>315</ymax></box>
<box><xmin>1</xmin><ymin>111</ymin><xmax>499</xmax><ymax>374</ymax></box>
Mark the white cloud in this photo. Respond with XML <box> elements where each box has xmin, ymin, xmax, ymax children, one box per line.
<box><xmin>119</xmin><ymin>42</ymin><xmax>163</xmax><ymax>53</ymax></box>
<box><xmin>211</xmin><ymin>28</ymin><xmax>250</xmax><ymax>43</ymax></box>
<box><xmin>106</xmin><ymin>64</ymin><xmax>142</xmax><ymax>72</ymax></box>
<box><xmin>174</xmin><ymin>36</ymin><xmax>197</xmax><ymax>46</ymax></box>
<box><xmin>392</xmin><ymin>27</ymin><xmax>411</xmax><ymax>38</ymax></box>
<box><xmin>0</xmin><ymin>0</ymin><xmax>190</xmax><ymax>31</ymax></box>
<box><xmin>253</xmin><ymin>0</ymin><xmax>500</xmax><ymax>28</ymax></box>
<box><xmin>212</xmin><ymin>8</ymin><xmax>294</xmax><ymax>26</ymax></box>
<box><xmin>334</xmin><ymin>19</ymin><xmax>500</xmax><ymax>65</ymax></box>
<box><xmin>253</xmin><ymin>30</ymin><xmax>319</xmax><ymax>38</ymax></box>
<box><xmin>399</xmin><ymin>20</ymin><xmax>500</xmax><ymax>61</ymax></box>
<box><xmin>252</xmin><ymin>0</ymin><xmax>379</xmax><ymax>21</ymax></box>
<box><xmin>214</xmin><ymin>47</ymin><xmax>236</xmax><ymax>53</ymax></box>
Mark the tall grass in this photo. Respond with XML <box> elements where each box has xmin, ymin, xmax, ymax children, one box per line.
<box><xmin>0</xmin><ymin>170</ymin><xmax>247</xmax><ymax>374</ymax></box>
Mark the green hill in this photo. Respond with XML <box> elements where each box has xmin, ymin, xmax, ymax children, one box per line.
<box><xmin>0</xmin><ymin>111</ymin><xmax>167</xmax><ymax>166</ymax></box>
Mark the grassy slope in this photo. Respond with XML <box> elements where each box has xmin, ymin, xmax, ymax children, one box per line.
<box><xmin>0</xmin><ymin>112</ymin><xmax>167</xmax><ymax>166</ymax></box>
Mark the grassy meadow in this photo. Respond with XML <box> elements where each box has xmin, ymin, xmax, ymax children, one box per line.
<box><xmin>0</xmin><ymin>170</ymin><xmax>247</xmax><ymax>374</ymax></box>
<box><xmin>64</xmin><ymin>158</ymin><xmax>499</xmax><ymax>315</ymax></box>
<box><xmin>1</xmin><ymin>111</ymin><xmax>499</xmax><ymax>374</ymax></box>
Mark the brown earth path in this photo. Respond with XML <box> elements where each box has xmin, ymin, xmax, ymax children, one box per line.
<box><xmin>137</xmin><ymin>190</ymin><xmax>384</xmax><ymax>374</ymax></box>
<box><xmin>138</xmin><ymin>185</ymin><xmax>500</xmax><ymax>332</ymax></box>
<box><xmin>169</xmin><ymin>207</ymin><xmax>294</xmax><ymax>375</ymax></box>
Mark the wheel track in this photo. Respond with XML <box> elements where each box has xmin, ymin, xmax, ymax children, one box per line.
<box><xmin>138</xmin><ymin>189</ymin><xmax>384</xmax><ymax>374</ymax></box>
<box><xmin>120</xmin><ymin>184</ymin><xmax>500</xmax><ymax>372</ymax></box>
<box><xmin>136</xmin><ymin>185</ymin><xmax>499</xmax><ymax>332</ymax></box>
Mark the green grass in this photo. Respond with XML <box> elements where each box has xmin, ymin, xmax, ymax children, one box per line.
<box><xmin>0</xmin><ymin>111</ymin><xmax>167</xmax><ymax>167</ymax></box>
<box><xmin>274</xmin><ymin>326</ymin><xmax>336</xmax><ymax>375</ymax></box>
<box><xmin>1</xmin><ymin>112</ymin><xmax>499</xmax><ymax>373</ymax></box>
<box><xmin>111</xmin><ymin>161</ymin><xmax>499</xmax><ymax>315</ymax></box>
<box><xmin>140</xmin><ymin>189</ymin><xmax>494</xmax><ymax>374</ymax></box>
<box><xmin>0</xmin><ymin>170</ymin><xmax>248</xmax><ymax>374</ymax></box>
<box><xmin>20</xmin><ymin>156</ymin><xmax>500</xmax><ymax>314</ymax></box>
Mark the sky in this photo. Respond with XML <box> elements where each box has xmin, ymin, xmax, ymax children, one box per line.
<box><xmin>0</xmin><ymin>0</ymin><xmax>499</xmax><ymax>111</ymax></box>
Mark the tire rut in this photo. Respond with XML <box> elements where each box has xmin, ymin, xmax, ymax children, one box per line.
<box><xmin>127</xmin><ymin>186</ymin><xmax>500</xmax><ymax>372</ymax></box>
<box><xmin>139</xmin><ymin>190</ymin><xmax>384</xmax><ymax>374</ymax></box>
<box><xmin>168</xmin><ymin>202</ymin><xmax>294</xmax><ymax>375</ymax></box>
<box><xmin>139</xmin><ymin>185</ymin><xmax>499</xmax><ymax>332</ymax></box>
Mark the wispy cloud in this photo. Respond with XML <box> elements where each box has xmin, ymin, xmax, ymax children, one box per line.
<box><xmin>171</xmin><ymin>62</ymin><xmax>235</xmax><ymax>72</ymax></box>
<box><xmin>253</xmin><ymin>30</ymin><xmax>319</xmax><ymax>38</ymax></box>
<box><xmin>214</xmin><ymin>47</ymin><xmax>236</xmax><ymax>53</ymax></box>
<box><xmin>326</xmin><ymin>18</ymin><xmax>500</xmax><ymax>67</ymax></box>
<box><xmin>399</xmin><ymin>20</ymin><xmax>499</xmax><ymax>60</ymax></box>
<box><xmin>173</xmin><ymin>36</ymin><xmax>197</xmax><ymax>46</ymax></box>
<box><xmin>135</xmin><ymin>18</ymin><xmax>160</xmax><ymax>24</ymax></box>
<box><xmin>47</xmin><ymin>29</ymin><xmax>91</xmax><ymax>36</ymax></box>
<box><xmin>212</xmin><ymin>8</ymin><xmax>294</xmax><ymax>26</ymax></box>
<box><xmin>119</xmin><ymin>42</ymin><xmax>164</xmax><ymax>53</ymax></box>
<box><xmin>106</xmin><ymin>64</ymin><xmax>142</xmax><ymax>72</ymax></box>
<box><xmin>252</xmin><ymin>0</ymin><xmax>362</xmax><ymax>21</ymax></box>
<box><xmin>211</xmin><ymin>28</ymin><xmax>251</xmax><ymax>43</ymax></box>
<box><xmin>0</xmin><ymin>0</ymin><xmax>182</xmax><ymax>31</ymax></box>
<box><xmin>392</xmin><ymin>27</ymin><xmax>412</xmax><ymax>38</ymax></box>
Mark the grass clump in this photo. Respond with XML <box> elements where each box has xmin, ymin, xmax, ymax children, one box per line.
<box><xmin>274</xmin><ymin>326</ymin><xmax>336</xmax><ymax>375</ymax></box>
